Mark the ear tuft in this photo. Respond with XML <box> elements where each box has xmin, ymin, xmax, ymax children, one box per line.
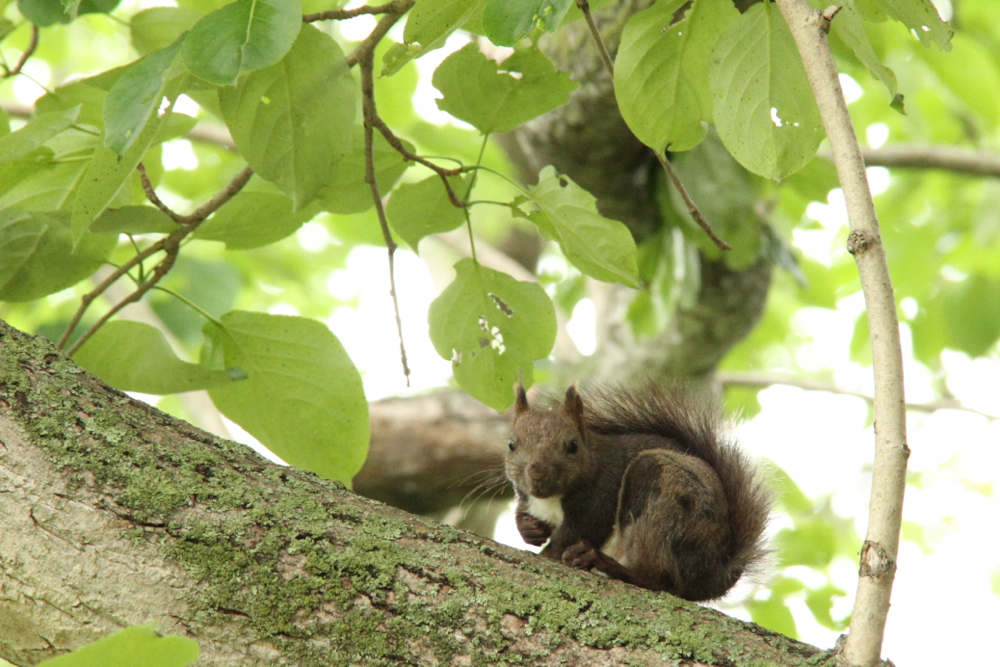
<box><xmin>563</xmin><ymin>384</ymin><xmax>584</xmax><ymax>422</ymax></box>
<box><xmin>515</xmin><ymin>382</ymin><xmax>530</xmax><ymax>415</ymax></box>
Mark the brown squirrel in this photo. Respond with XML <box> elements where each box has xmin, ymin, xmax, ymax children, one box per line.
<box><xmin>506</xmin><ymin>383</ymin><xmax>772</xmax><ymax>601</ymax></box>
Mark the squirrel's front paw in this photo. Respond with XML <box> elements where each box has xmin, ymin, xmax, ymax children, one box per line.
<box><xmin>562</xmin><ymin>541</ymin><xmax>600</xmax><ymax>570</ymax></box>
<box><xmin>515</xmin><ymin>510</ymin><xmax>553</xmax><ymax>546</ymax></box>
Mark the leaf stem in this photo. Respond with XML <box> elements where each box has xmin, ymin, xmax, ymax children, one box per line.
<box><xmin>575</xmin><ymin>0</ymin><xmax>615</xmax><ymax>79</ymax></box>
<box><xmin>3</xmin><ymin>24</ymin><xmax>39</xmax><ymax>78</ymax></box>
<box><xmin>303</xmin><ymin>2</ymin><xmax>403</xmax><ymax>22</ymax></box>
<box><xmin>655</xmin><ymin>151</ymin><xmax>731</xmax><ymax>251</ymax></box>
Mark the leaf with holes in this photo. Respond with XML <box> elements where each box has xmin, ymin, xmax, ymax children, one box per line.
<box><xmin>428</xmin><ymin>258</ymin><xmax>555</xmax><ymax>410</ymax></box>
<box><xmin>205</xmin><ymin>311</ymin><xmax>369</xmax><ymax>485</ymax></box>
<box><xmin>710</xmin><ymin>2</ymin><xmax>824</xmax><ymax>180</ymax></box>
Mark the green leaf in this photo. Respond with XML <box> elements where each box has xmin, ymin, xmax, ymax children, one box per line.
<box><xmin>219</xmin><ymin>24</ymin><xmax>355</xmax><ymax>209</ymax></box>
<box><xmin>195</xmin><ymin>189</ymin><xmax>319</xmax><ymax>249</ymax></box>
<box><xmin>70</xmin><ymin>74</ymin><xmax>188</xmax><ymax>242</ymax></box>
<box><xmin>941</xmin><ymin>274</ymin><xmax>1000</xmax><ymax>357</ymax></box>
<box><xmin>482</xmin><ymin>0</ymin><xmax>573</xmax><ymax>46</ymax></box>
<box><xmin>0</xmin><ymin>159</ymin><xmax>89</xmax><ymax>212</ymax></box>
<box><xmin>805</xmin><ymin>584</ymin><xmax>849</xmax><ymax>630</ymax></box>
<box><xmin>667</xmin><ymin>131</ymin><xmax>764</xmax><ymax>267</ymax></box>
<box><xmin>428</xmin><ymin>258</ymin><xmax>556</xmax><ymax>411</ymax></box>
<box><xmin>16</xmin><ymin>0</ymin><xmax>120</xmax><ymax>26</ymax></box>
<box><xmin>518</xmin><ymin>166</ymin><xmax>638</xmax><ymax>286</ymax></box>
<box><xmin>875</xmin><ymin>0</ymin><xmax>952</xmax><ymax>50</ymax></box>
<box><xmin>205</xmin><ymin>311</ymin><xmax>369</xmax><ymax>485</ymax></box>
<box><xmin>710</xmin><ymin>2</ymin><xmax>824</xmax><ymax>180</ymax></box>
<box><xmin>614</xmin><ymin>0</ymin><xmax>738</xmax><ymax>152</ymax></box>
<box><xmin>0</xmin><ymin>209</ymin><xmax>116</xmax><ymax>302</ymax></box>
<box><xmin>829</xmin><ymin>1</ymin><xmax>899</xmax><ymax>100</ymax></box>
<box><xmin>38</xmin><ymin>623</ymin><xmax>197</xmax><ymax>667</ymax></box>
<box><xmin>35</xmin><ymin>78</ymin><xmax>110</xmax><ymax>130</ymax></box>
<box><xmin>181</xmin><ymin>0</ymin><xmax>302</xmax><ymax>86</ymax></box>
<box><xmin>745</xmin><ymin>596</ymin><xmax>798</xmax><ymax>637</ymax></box>
<box><xmin>383</xmin><ymin>0</ymin><xmax>487</xmax><ymax>75</ymax></box>
<box><xmin>315</xmin><ymin>127</ymin><xmax>413</xmax><ymax>215</ymax></box>
<box><xmin>74</xmin><ymin>320</ymin><xmax>234</xmax><ymax>394</ymax></box>
<box><xmin>104</xmin><ymin>39</ymin><xmax>184</xmax><ymax>155</ymax></box>
<box><xmin>775</xmin><ymin>519</ymin><xmax>838</xmax><ymax>567</ymax></box>
<box><xmin>91</xmin><ymin>205</ymin><xmax>177</xmax><ymax>234</ymax></box>
<box><xmin>915</xmin><ymin>33</ymin><xmax>1000</xmax><ymax>126</ymax></box>
<box><xmin>433</xmin><ymin>43</ymin><xmax>577</xmax><ymax>135</ymax></box>
<box><xmin>130</xmin><ymin>6</ymin><xmax>201</xmax><ymax>56</ymax></box>
<box><xmin>0</xmin><ymin>106</ymin><xmax>80</xmax><ymax>166</ymax></box>
<box><xmin>387</xmin><ymin>174</ymin><xmax>469</xmax><ymax>250</ymax></box>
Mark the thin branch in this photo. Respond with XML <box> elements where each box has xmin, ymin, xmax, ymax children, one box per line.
<box><xmin>4</xmin><ymin>24</ymin><xmax>40</xmax><ymax>77</ymax></box>
<box><xmin>368</xmin><ymin>114</ymin><xmax>465</xmax><ymax>207</ymax></box>
<box><xmin>719</xmin><ymin>371</ymin><xmax>999</xmax><ymax>421</ymax></box>
<box><xmin>58</xmin><ymin>166</ymin><xmax>253</xmax><ymax>352</ymax></box>
<box><xmin>345</xmin><ymin>0</ymin><xmax>414</xmax><ymax>68</ymax></box>
<box><xmin>775</xmin><ymin>3</ymin><xmax>909</xmax><ymax>667</ymax></box>
<box><xmin>576</xmin><ymin>0</ymin><xmax>615</xmax><ymax>79</ymax></box>
<box><xmin>655</xmin><ymin>151</ymin><xmax>732</xmax><ymax>251</ymax></box>
<box><xmin>572</xmin><ymin>1</ymin><xmax>729</xmax><ymax>251</ymax></box>
<box><xmin>303</xmin><ymin>2</ymin><xmax>401</xmax><ymax>22</ymax></box>
<box><xmin>137</xmin><ymin>163</ymin><xmax>186</xmax><ymax>224</ymax></box>
<box><xmin>359</xmin><ymin>48</ymin><xmax>411</xmax><ymax>385</ymax></box>
<box><xmin>854</xmin><ymin>144</ymin><xmax>1000</xmax><ymax>178</ymax></box>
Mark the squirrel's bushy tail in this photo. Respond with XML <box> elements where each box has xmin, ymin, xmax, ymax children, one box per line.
<box><xmin>584</xmin><ymin>383</ymin><xmax>773</xmax><ymax>595</ymax></box>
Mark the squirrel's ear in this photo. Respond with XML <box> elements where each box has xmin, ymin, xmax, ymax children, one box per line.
<box><xmin>564</xmin><ymin>384</ymin><xmax>584</xmax><ymax>423</ymax></box>
<box><xmin>515</xmin><ymin>382</ymin><xmax>529</xmax><ymax>415</ymax></box>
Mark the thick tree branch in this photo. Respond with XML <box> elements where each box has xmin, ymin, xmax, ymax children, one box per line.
<box><xmin>776</xmin><ymin>3</ymin><xmax>909</xmax><ymax>666</ymax></box>
<box><xmin>0</xmin><ymin>320</ymin><xmax>830</xmax><ymax>666</ymax></box>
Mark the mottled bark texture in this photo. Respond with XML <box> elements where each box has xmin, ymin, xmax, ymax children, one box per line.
<box><xmin>0</xmin><ymin>321</ymin><xmax>830</xmax><ymax>667</ymax></box>
<box><xmin>496</xmin><ymin>0</ymin><xmax>772</xmax><ymax>388</ymax></box>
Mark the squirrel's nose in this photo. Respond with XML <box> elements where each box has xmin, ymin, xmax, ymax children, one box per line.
<box><xmin>527</xmin><ymin>462</ymin><xmax>545</xmax><ymax>481</ymax></box>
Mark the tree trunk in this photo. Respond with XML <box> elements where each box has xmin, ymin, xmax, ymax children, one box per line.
<box><xmin>0</xmin><ymin>320</ymin><xmax>827</xmax><ymax>666</ymax></box>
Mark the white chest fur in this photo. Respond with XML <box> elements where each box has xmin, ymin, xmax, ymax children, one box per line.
<box><xmin>525</xmin><ymin>494</ymin><xmax>564</xmax><ymax>528</ymax></box>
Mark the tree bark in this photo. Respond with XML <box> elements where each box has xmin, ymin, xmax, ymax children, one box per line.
<box><xmin>0</xmin><ymin>320</ymin><xmax>829</xmax><ymax>667</ymax></box>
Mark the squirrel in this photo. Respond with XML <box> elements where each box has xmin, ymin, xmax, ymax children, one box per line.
<box><xmin>505</xmin><ymin>382</ymin><xmax>772</xmax><ymax>601</ymax></box>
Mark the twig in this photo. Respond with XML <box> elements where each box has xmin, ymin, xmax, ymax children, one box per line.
<box><xmin>719</xmin><ymin>370</ymin><xmax>998</xmax><ymax>420</ymax></box>
<box><xmin>576</xmin><ymin>0</ymin><xmax>615</xmax><ymax>79</ymax></box>
<box><xmin>574</xmin><ymin>0</ymin><xmax>729</xmax><ymax>251</ymax></box>
<box><xmin>655</xmin><ymin>151</ymin><xmax>732</xmax><ymax>251</ymax></box>
<box><xmin>5</xmin><ymin>24</ymin><xmax>39</xmax><ymax>77</ymax></box>
<box><xmin>58</xmin><ymin>166</ymin><xmax>254</xmax><ymax>353</ymax></box>
<box><xmin>137</xmin><ymin>163</ymin><xmax>185</xmax><ymax>224</ymax></box>
<box><xmin>775</xmin><ymin>2</ymin><xmax>909</xmax><ymax>666</ymax></box>
<box><xmin>850</xmin><ymin>145</ymin><xmax>1000</xmax><ymax>178</ymax></box>
<box><xmin>303</xmin><ymin>2</ymin><xmax>401</xmax><ymax>22</ymax></box>
<box><xmin>369</xmin><ymin>113</ymin><xmax>465</xmax><ymax>207</ymax></box>
<box><xmin>359</xmin><ymin>48</ymin><xmax>411</xmax><ymax>385</ymax></box>
<box><xmin>345</xmin><ymin>0</ymin><xmax>414</xmax><ymax>68</ymax></box>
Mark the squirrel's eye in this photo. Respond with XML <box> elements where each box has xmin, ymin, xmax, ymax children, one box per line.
<box><xmin>567</xmin><ymin>439</ymin><xmax>578</xmax><ymax>454</ymax></box>
<box><xmin>508</xmin><ymin>439</ymin><xmax>515</xmax><ymax>452</ymax></box>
